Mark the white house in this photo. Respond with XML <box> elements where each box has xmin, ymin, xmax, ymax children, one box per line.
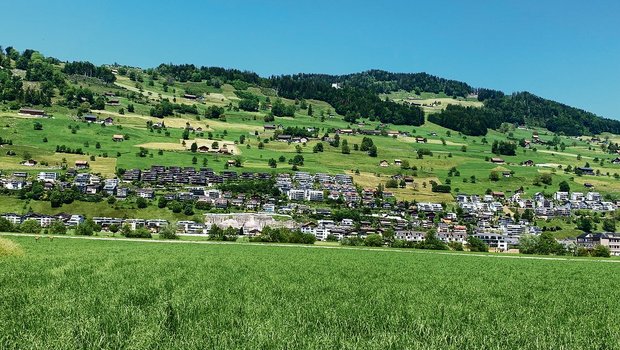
<box><xmin>306</xmin><ymin>190</ymin><xmax>324</xmax><ymax>201</ymax></box>
<box><xmin>37</xmin><ymin>172</ymin><xmax>58</xmax><ymax>183</ymax></box>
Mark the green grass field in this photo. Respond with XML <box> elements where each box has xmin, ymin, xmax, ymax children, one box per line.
<box><xmin>1</xmin><ymin>235</ymin><xmax>620</xmax><ymax>349</ymax></box>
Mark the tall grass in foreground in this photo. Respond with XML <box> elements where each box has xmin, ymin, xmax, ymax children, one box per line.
<box><xmin>0</xmin><ymin>238</ymin><xmax>23</xmax><ymax>257</ymax></box>
<box><xmin>1</xmin><ymin>237</ymin><xmax>619</xmax><ymax>349</ymax></box>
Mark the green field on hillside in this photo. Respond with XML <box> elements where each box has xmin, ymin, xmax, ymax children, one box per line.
<box><xmin>1</xmin><ymin>236</ymin><xmax>619</xmax><ymax>349</ymax></box>
<box><xmin>2</xmin><ymin>105</ymin><xmax>620</xmax><ymax>200</ymax></box>
<box><xmin>2</xmin><ymin>55</ymin><xmax>620</xmax><ymax>208</ymax></box>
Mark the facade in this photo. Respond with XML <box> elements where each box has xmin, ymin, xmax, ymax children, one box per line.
<box><xmin>576</xmin><ymin>233</ymin><xmax>620</xmax><ymax>256</ymax></box>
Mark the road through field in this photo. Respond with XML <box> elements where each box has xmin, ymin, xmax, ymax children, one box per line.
<box><xmin>2</xmin><ymin>232</ymin><xmax>618</xmax><ymax>264</ymax></box>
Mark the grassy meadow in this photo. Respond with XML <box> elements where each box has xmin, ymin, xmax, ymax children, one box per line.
<box><xmin>2</xmin><ymin>72</ymin><xmax>620</xmax><ymax>207</ymax></box>
<box><xmin>1</xmin><ymin>235</ymin><xmax>620</xmax><ymax>349</ymax></box>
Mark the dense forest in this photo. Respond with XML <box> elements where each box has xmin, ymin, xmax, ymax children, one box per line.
<box><xmin>335</xmin><ymin>70</ymin><xmax>474</xmax><ymax>97</ymax></box>
<box><xmin>267</xmin><ymin>74</ymin><xmax>425</xmax><ymax>125</ymax></box>
<box><xmin>146</xmin><ymin>66</ymin><xmax>427</xmax><ymax>125</ymax></box>
<box><xmin>431</xmin><ymin>91</ymin><xmax>620</xmax><ymax>136</ymax></box>
<box><xmin>63</xmin><ymin>61</ymin><xmax>115</xmax><ymax>83</ymax></box>
<box><xmin>1</xmin><ymin>45</ymin><xmax>619</xmax><ymax>135</ymax></box>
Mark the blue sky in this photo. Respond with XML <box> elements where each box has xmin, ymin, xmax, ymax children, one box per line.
<box><xmin>2</xmin><ymin>0</ymin><xmax>619</xmax><ymax>119</ymax></box>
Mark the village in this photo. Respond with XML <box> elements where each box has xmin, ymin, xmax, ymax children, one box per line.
<box><xmin>1</xmin><ymin>164</ymin><xmax>619</xmax><ymax>255</ymax></box>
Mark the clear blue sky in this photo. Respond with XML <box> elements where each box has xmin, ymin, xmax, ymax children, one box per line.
<box><xmin>2</xmin><ymin>0</ymin><xmax>619</xmax><ymax>119</ymax></box>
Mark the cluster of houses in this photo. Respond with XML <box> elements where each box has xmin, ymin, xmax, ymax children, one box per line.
<box><xmin>278</xmin><ymin>172</ymin><xmax>357</xmax><ymax>203</ymax></box>
<box><xmin>1</xmin><ymin>212</ymin><xmax>84</xmax><ymax>227</ymax></box>
<box><xmin>334</xmin><ymin>128</ymin><xmax>409</xmax><ymax>138</ymax></box>
<box><xmin>510</xmin><ymin>191</ymin><xmax>616</xmax><ymax>217</ymax></box>
<box><xmin>2</xmin><ymin>164</ymin><xmax>620</xmax><ymax>254</ymax></box>
<box><xmin>83</xmin><ymin>114</ymin><xmax>115</xmax><ymax>126</ymax></box>
<box><xmin>121</xmin><ymin>165</ymin><xmax>246</xmax><ymax>185</ymax></box>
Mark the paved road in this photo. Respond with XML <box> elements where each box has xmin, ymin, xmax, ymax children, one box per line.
<box><xmin>1</xmin><ymin>232</ymin><xmax>618</xmax><ymax>264</ymax></box>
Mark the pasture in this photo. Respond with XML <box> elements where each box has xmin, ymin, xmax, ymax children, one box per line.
<box><xmin>2</xmin><ymin>70</ymin><xmax>620</xmax><ymax>204</ymax></box>
<box><xmin>0</xmin><ymin>235</ymin><xmax>619</xmax><ymax>349</ymax></box>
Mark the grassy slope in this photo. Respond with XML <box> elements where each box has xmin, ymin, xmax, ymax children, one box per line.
<box><xmin>2</xmin><ymin>73</ymin><xmax>620</xmax><ymax>214</ymax></box>
<box><xmin>0</xmin><ymin>236</ymin><xmax>619</xmax><ymax>349</ymax></box>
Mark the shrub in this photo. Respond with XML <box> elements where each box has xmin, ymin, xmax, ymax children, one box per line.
<box><xmin>364</xmin><ymin>234</ymin><xmax>384</xmax><ymax>247</ymax></box>
<box><xmin>20</xmin><ymin>220</ymin><xmax>41</xmax><ymax>234</ymax></box>
<box><xmin>0</xmin><ymin>218</ymin><xmax>16</xmax><ymax>232</ymax></box>
<box><xmin>136</xmin><ymin>197</ymin><xmax>148</xmax><ymax>209</ymax></box>
<box><xmin>159</xmin><ymin>225</ymin><xmax>178</xmax><ymax>240</ymax></box>
<box><xmin>48</xmin><ymin>220</ymin><xmax>67</xmax><ymax>235</ymax></box>
<box><xmin>466</xmin><ymin>236</ymin><xmax>488</xmax><ymax>252</ymax></box>
<box><xmin>123</xmin><ymin>227</ymin><xmax>152</xmax><ymax>239</ymax></box>
<box><xmin>591</xmin><ymin>244</ymin><xmax>611</xmax><ymax>258</ymax></box>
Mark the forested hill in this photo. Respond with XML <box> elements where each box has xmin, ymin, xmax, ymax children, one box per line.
<box><xmin>0</xmin><ymin>45</ymin><xmax>618</xmax><ymax>136</ymax></box>
<box><xmin>429</xmin><ymin>91</ymin><xmax>620</xmax><ymax>136</ymax></box>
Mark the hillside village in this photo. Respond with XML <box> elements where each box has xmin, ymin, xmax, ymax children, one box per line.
<box><xmin>1</xmin><ymin>46</ymin><xmax>620</xmax><ymax>257</ymax></box>
<box><xmin>2</xmin><ymin>163</ymin><xmax>619</xmax><ymax>255</ymax></box>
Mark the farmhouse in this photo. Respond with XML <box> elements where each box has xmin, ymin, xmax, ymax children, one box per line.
<box><xmin>106</xmin><ymin>98</ymin><xmax>120</xmax><ymax>106</ymax></box>
<box><xmin>611</xmin><ymin>157</ymin><xmax>620</xmax><ymax>164</ymax></box>
<box><xmin>577</xmin><ymin>167</ymin><xmax>595</xmax><ymax>175</ymax></box>
<box><xmin>522</xmin><ymin>160</ymin><xmax>534</xmax><ymax>166</ymax></box>
<box><xmin>491</xmin><ymin>157</ymin><xmax>505</xmax><ymax>164</ymax></box>
<box><xmin>21</xmin><ymin>159</ymin><xmax>37</xmax><ymax>166</ymax></box>
<box><xmin>113</xmin><ymin>134</ymin><xmax>125</xmax><ymax>142</ymax></box>
<box><xmin>337</xmin><ymin>129</ymin><xmax>354</xmax><ymax>135</ymax></box>
<box><xmin>184</xmin><ymin>94</ymin><xmax>198</xmax><ymax>100</ymax></box>
<box><xmin>264</xmin><ymin>124</ymin><xmax>277</xmax><ymax>130</ymax></box>
<box><xmin>218</xmin><ymin>147</ymin><xmax>233</xmax><ymax>155</ymax></box>
<box><xmin>75</xmin><ymin>160</ymin><xmax>89</xmax><ymax>169</ymax></box>
<box><xmin>394</xmin><ymin>159</ymin><xmax>402</xmax><ymax>166</ymax></box>
<box><xmin>104</xmin><ymin>92</ymin><xmax>115</xmax><ymax>97</ymax></box>
<box><xmin>379</xmin><ymin>160</ymin><xmax>389</xmax><ymax>167</ymax></box>
<box><xmin>104</xmin><ymin>117</ymin><xmax>114</xmax><ymax>126</ymax></box>
<box><xmin>19</xmin><ymin>108</ymin><xmax>45</xmax><ymax>116</ymax></box>
<box><xmin>492</xmin><ymin>191</ymin><xmax>505</xmax><ymax>198</ymax></box>
<box><xmin>198</xmin><ymin>145</ymin><xmax>210</xmax><ymax>153</ymax></box>
<box><xmin>415</xmin><ymin>137</ymin><xmax>427</xmax><ymax>143</ymax></box>
<box><xmin>291</xmin><ymin>137</ymin><xmax>308</xmax><ymax>143</ymax></box>
<box><xmin>84</xmin><ymin>114</ymin><xmax>98</xmax><ymax>123</ymax></box>
<box><xmin>277</xmin><ymin>135</ymin><xmax>292</xmax><ymax>142</ymax></box>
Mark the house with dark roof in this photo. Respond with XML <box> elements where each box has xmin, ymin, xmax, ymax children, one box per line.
<box><xmin>106</xmin><ymin>98</ymin><xmax>120</xmax><ymax>106</ymax></box>
<box><xmin>577</xmin><ymin>167</ymin><xmax>595</xmax><ymax>176</ymax></box>
<box><xmin>84</xmin><ymin>114</ymin><xmax>98</xmax><ymax>123</ymax></box>
<box><xmin>19</xmin><ymin>108</ymin><xmax>45</xmax><ymax>116</ymax></box>
<box><xmin>576</xmin><ymin>232</ymin><xmax>620</xmax><ymax>256</ymax></box>
<box><xmin>277</xmin><ymin>135</ymin><xmax>292</xmax><ymax>142</ymax></box>
<box><xmin>75</xmin><ymin>160</ymin><xmax>89</xmax><ymax>169</ymax></box>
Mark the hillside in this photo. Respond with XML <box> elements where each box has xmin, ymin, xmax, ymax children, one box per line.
<box><xmin>1</xmin><ymin>45</ymin><xmax>620</xmax><ymax>233</ymax></box>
